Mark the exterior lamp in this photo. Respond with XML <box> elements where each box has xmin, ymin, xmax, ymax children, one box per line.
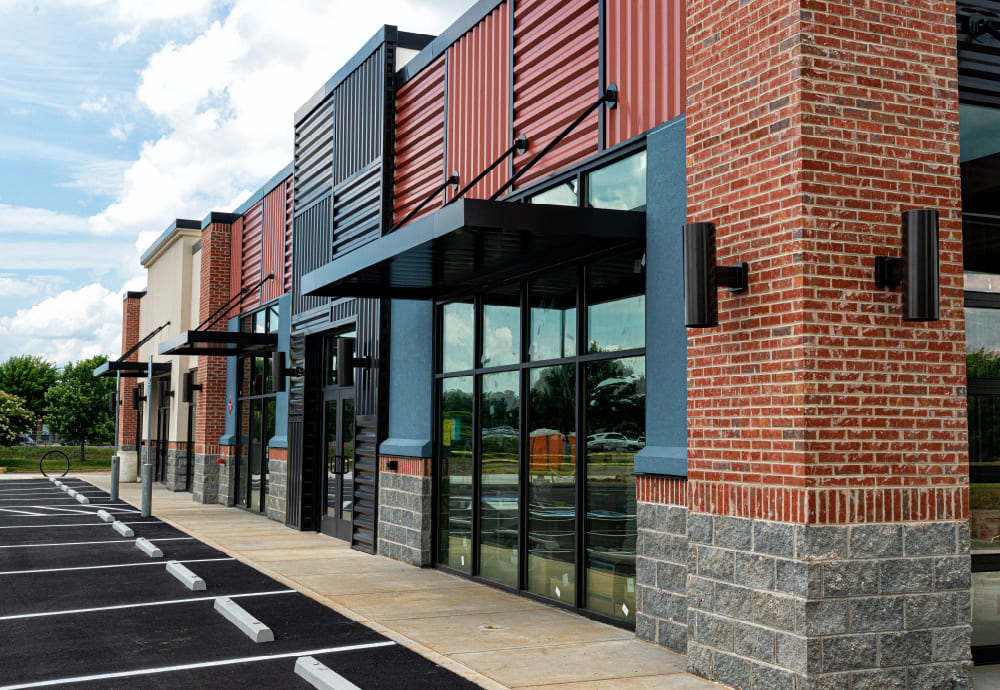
<box><xmin>181</xmin><ymin>371</ymin><xmax>202</xmax><ymax>404</ymax></box>
<box><xmin>874</xmin><ymin>209</ymin><xmax>940</xmax><ymax>321</ymax></box>
<box><xmin>336</xmin><ymin>337</ymin><xmax>370</xmax><ymax>388</ymax></box>
<box><xmin>682</xmin><ymin>222</ymin><xmax>749</xmax><ymax>328</ymax></box>
<box><xmin>271</xmin><ymin>352</ymin><xmax>303</xmax><ymax>394</ymax></box>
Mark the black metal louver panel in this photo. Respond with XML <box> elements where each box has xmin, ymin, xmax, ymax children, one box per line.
<box><xmin>294</xmin><ymin>96</ymin><xmax>334</xmax><ymax>211</ymax></box>
<box><xmin>291</xmin><ymin>195</ymin><xmax>331</xmax><ymax>315</ymax></box>
<box><xmin>351</xmin><ymin>415</ymin><xmax>379</xmax><ymax>552</ymax></box>
<box><xmin>285</xmin><ymin>420</ymin><xmax>304</xmax><ymax>530</ymax></box>
<box><xmin>333</xmin><ymin>46</ymin><xmax>385</xmax><ymax>186</ymax></box>
<box><xmin>332</xmin><ymin>162</ymin><xmax>382</xmax><ymax>258</ymax></box>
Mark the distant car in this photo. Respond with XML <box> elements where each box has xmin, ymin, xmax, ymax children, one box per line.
<box><xmin>586</xmin><ymin>432</ymin><xmax>639</xmax><ymax>452</ymax></box>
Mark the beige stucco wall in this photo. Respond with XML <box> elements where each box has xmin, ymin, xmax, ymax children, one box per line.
<box><xmin>136</xmin><ymin>226</ymin><xmax>202</xmax><ymax>446</ymax></box>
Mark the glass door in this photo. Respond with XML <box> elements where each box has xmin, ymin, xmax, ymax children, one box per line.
<box><xmin>321</xmin><ymin>389</ymin><xmax>355</xmax><ymax>541</ymax></box>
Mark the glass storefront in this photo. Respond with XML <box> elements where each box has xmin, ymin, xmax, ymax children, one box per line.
<box><xmin>435</xmin><ymin>251</ymin><xmax>645</xmax><ymax>623</ymax></box>
<box><xmin>235</xmin><ymin>302</ymin><xmax>280</xmax><ymax>514</ymax></box>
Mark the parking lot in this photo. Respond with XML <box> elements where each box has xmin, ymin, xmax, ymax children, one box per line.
<box><xmin>0</xmin><ymin>477</ymin><xmax>479</xmax><ymax>689</ymax></box>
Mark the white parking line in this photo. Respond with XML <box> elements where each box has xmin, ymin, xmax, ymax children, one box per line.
<box><xmin>0</xmin><ymin>508</ymin><xmax>47</xmax><ymax>516</ymax></box>
<box><xmin>0</xmin><ymin>588</ymin><xmax>297</xmax><ymax>621</ymax></box>
<box><xmin>0</xmin><ymin>521</ymin><xmax>163</xmax><ymax>530</ymax></box>
<box><xmin>0</xmin><ymin>641</ymin><xmax>395</xmax><ymax>689</ymax></box>
<box><xmin>0</xmin><ymin>537</ymin><xmax>194</xmax><ymax>549</ymax></box>
<box><xmin>0</xmin><ymin>556</ymin><xmax>235</xmax><ymax>576</ymax></box>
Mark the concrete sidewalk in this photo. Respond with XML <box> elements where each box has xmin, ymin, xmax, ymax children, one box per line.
<box><xmin>59</xmin><ymin>471</ymin><xmax>716</xmax><ymax>690</ymax></box>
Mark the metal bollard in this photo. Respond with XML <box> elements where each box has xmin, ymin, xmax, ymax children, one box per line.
<box><xmin>110</xmin><ymin>456</ymin><xmax>120</xmax><ymax>501</ymax></box>
<box><xmin>141</xmin><ymin>463</ymin><xmax>152</xmax><ymax>517</ymax></box>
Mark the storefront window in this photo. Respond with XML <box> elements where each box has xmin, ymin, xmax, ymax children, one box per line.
<box><xmin>527</xmin><ymin>364</ymin><xmax>576</xmax><ymax>602</ymax></box>
<box><xmin>587</xmin><ymin>150</ymin><xmax>646</xmax><ymax>210</ymax></box>
<box><xmin>439</xmin><ymin>376</ymin><xmax>474</xmax><ymax>573</ymax></box>
<box><xmin>442</xmin><ymin>301</ymin><xmax>474</xmax><ymax>373</ymax></box>
<box><xmin>529</xmin><ymin>179</ymin><xmax>578</xmax><ymax>207</ymax></box>
<box><xmin>529</xmin><ymin>269</ymin><xmax>577</xmax><ymax>362</ymax></box>
<box><xmin>482</xmin><ymin>289</ymin><xmax>520</xmax><ymax>368</ymax></box>
<box><xmin>584</xmin><ymin>356</ymin><xmax>643</xmax><ymax>624</ymax></box>
<box><xmin>479</xmin><ymin>371</ymin><xmax>520</xmax><ymax>587</ymax></box>
<box><xmin>435</xmin><ymin>247</ymin><xmax>645</xmax><ymax>624</ymax></box>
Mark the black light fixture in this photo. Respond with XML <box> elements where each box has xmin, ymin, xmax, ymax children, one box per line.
<box><xmin>336</xmin><ymin>337</ymin><xmax>371</xmax><ymax>388</ymax></box>
<box><xmin>181</xmin><ymin>371</ymin><xmax>203</xmax><ymax>404</ymax></box>
<box><xmin>108</xmin><ymin>392</ymin><xmax>117</xmax><ymax>413</ymax></box>
<box><xmin>874</xmin><ymin>209</ymin><xmax>940</xmax><ymax>322</ymax></box>
<box><xmin>682</xmin><ymin>222</ymin><xmax>749</xmax><ymax>328</ymax></box>
<box><xmin>132</xmin><ymin>384</ymin><xmax>145</xmax><ymax>410</ymax></box>
<box><xmin>271</xmin><ymin>352</ymin><xmax>303</xmax><ymax>394</ymax></box>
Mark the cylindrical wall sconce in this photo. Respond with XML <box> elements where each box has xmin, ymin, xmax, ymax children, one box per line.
<box><xmin>682</xmin><ymin>222</ymin><xmax>749</xmax><ymax>328</ymax></box>
<box><xmin>874</xmin><ymin>209</ymin><xmax>940</xmax><ymax>322</ymax></box>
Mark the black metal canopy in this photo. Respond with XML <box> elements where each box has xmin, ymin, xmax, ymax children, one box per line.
<box><xmin>93</xmin><ymin>361</ymin><xmax>171</xmax><ymax>378</ymax></box>
<box><xmin>157</xmin><ymin>330</ymin><xmax>278</xmax><ymax>357</ymax></box>
<box><xmin>299</xmin><ymin>198</ymin><xmax>646</xmax><ymax>299</ymax></box>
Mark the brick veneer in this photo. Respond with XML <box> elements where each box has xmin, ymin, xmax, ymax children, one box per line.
<box><xmin>192</xmin><ymin>218</ymin><xmax>233</xmax><ymax>505</ymax></box>
<box><xmin>117</xmin><ymin>294</ymin><xmax>142</xmax><ymax>452</ymax></box>
<box><xmin>682</xmin><ymin>1</ymin><xmax>969</xmax><ymax>685</ymax></box>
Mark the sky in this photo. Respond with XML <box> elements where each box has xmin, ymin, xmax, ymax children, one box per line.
<box><xmin>0</xmin><ymin>0</ymin><xmax>470</xmax><ymax>367</ymax></box>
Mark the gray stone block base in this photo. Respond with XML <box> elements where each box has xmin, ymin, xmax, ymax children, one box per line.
<box><xmin>192</xmin><ymin>452</ymin><xmax>220</xmax><ymax>504</ymax></box>
<box><xmin>164</xmin><ymin>448</ymin><xmax>190</xmax><ymax>492</ymax></box>
<box><xmin>377</xmin><ymin>469</ymin><xmax>432</xmax><ymax>566</ymax></box>
<box><xmin>636</xmin><ymin>500</ymin><xmax>689</xmax><ymax>653</ymax></box>
<box><xmin>684</xmin><ymin>515</ymin><xmax>973</xmax><ymax>689</ymax></box>
<box><xmin>266</xmin><ymin>458</ymin><xmax>287</xmax><ymax>523</ymax></box>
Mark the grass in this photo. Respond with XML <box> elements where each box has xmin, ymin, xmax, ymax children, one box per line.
<box><xmin>0</xmin><ymin>445</ymin><xmax>115</xmax><ymax>474</ymax></box>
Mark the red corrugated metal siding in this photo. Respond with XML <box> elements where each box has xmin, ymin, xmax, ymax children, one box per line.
<box><xmin>606</xmin><ymin>0</ymin><xmax>685</xmax><ymax>147</ymax></box>
<box><xmin>392</xmin><ymin>56</ymin><xmax>446</xmax><ymax>227</ymax></box>
<box><xmin>512</xmin><ymin>0</ymin><xmax>599</xmax><ymax>189</ymax></box>
<box><xmin>230</xmin><ymin>217</ymin><xmax>244</xmax><ymax>303</ymax></box>
<box><xmin>445</xmin><ymin>4</ymin><xmax>510</xmax><ymax>202</ymax></box>
<box><xmin>284</xmin><ymin>178</ymin><xmax>294</xmax><ymax>295</ymax></box>
<box><xmin>241</xmin><ymin>202</ymin><xmax>263</xmax><ymax>309</ymax></box>
<box><xmin>261</xmin><ymin>180</ymin><xmax>288</xmax><ymax>303</ymax></box>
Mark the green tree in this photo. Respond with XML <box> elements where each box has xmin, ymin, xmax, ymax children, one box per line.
<box><xmin>0</xmin><ymin>354</ymin><xmax>58</xmax><ymax>422</ymax></box>
<box><xmin>0</xmin><ymin>391</ymin><xmax>35</xmax><ymax>446</ymax></box>
<box><xmin>45</xmin><ymin>355</ymin><xmax>116</xmax><ymax>461</ymax></box>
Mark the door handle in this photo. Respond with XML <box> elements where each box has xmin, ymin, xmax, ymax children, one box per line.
<box><xmin>333</xmin><ymin>454</ymin><xmax>345</xmax><ymax>475</ymax></box>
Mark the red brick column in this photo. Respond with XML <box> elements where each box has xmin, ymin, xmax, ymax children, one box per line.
<box><xmin>117</xmin><ymin>292</ymin><xmax>143</xmax><ymax>451</ymax></box>
<box><xmin>683</xmin><ymin>1</ymin><xmax>968</xmax><ymax>685</ymax></box>
<box><xmin>192</xmin><ymin>218</ymin><xmax>234</xmax><ymax>504</ymax></box>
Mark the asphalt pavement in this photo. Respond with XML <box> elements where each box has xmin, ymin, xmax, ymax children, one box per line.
<box><xmin>0</xmin><ymin>476</ymin><xmax>480</xmax><ymax>689</ymax></box>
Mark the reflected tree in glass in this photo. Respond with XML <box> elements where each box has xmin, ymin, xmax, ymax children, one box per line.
<box><xmin>479</xmin><ymin>371</ymin><xmax>520</xmax><ymax>587</ymax></box>
<box><xmin>438</xmin><ymin>377</ymin><xmax>474</xmax><ymax>573</ymax></box>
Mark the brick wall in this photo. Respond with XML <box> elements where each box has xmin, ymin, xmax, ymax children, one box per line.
<box><xmin>118</xmin><ymin>294</ymin><xmax>142</xmax><ymax>450</ymax></box>
<box><xmin>685</xmin><ymin>0</ymin><xmax>967</xmax><ymax>525</ymax></box>
<box><xmin>193</xmin><ymin>220</ymin><xmax>232</xmax><ymax>457</ymax></box>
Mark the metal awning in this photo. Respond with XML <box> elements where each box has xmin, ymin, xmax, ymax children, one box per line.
<box><xmin>157</xmin><ymin>330</ymin><xmax>278</xmax><ymax>357</ymax></box>
<box><xmin>299</xmin><ymin>199</ymin><xmax>645</xmax><ymax>299</ymax></box>
<box><xmin>93</xmin><ymin>361</ymin><xmax>171</xmax><ymax>378</ymax></box>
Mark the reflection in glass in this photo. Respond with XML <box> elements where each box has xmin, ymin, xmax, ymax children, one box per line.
<box><xmin>966</xmin><ymin>273</ymin><xmax>1000</xmax><ymax>294</ymax></box>
<box><xmin>587</xmin><ymin>254</ymin><xmax>645</xmax><ymax>353</ymax></box>
<box><xmin>530</xmin><ymin>179</ymin><xmax>578</xmax><ymax>207</ymax></box>
<box><xmin>342</xmin><ymin>398</ymin><xmax>355</xmax><ymax>522</ymax></box>
<box><xmin>482</xmin><ymin>290</ymin><xmax>520</xmax><ymax>368</ymax></box>
<box><xmin>480</xmin><ymin>371</ymin><xmax>520</xmax><ymax>588</ymax></box>
<box><xmin>267</xmin><ymin>302</ymin><xmax>280</xmax><ymax>333</ymax></box>
<box><xmin>585</xmin><ymin>356</ymin><xmax>644</xmax><ymax>623</ymax></box>
<box><xmin>968</xmin><ymin>308</ymin><xmax>1000</xmax><ymax>379</ymax></box>
<box><xmin>254</xmin><ymin>310</ymin><xmax>266</xmax><ymax>334</ymax></box>
<box><xmin>971</xmin><ymin>397</ymin><xmax>1000</xmax><ymax>556</ymax></box>
<box><xmin>587</xmin><ymin>150</ymin><xmax>646</xmax><ymax>210</ymax></box>
<box><xmin>249</xmin><ymin>399</ymin><xmax>263</xmax><ymax>512</ymax></box>
<box><xmin>973</xmin><ymin>571</ymin><xmax>1000</xmax><ymax>647</ymax></box>
<box><xmin>237</xmin><ymin>399</ymin><xmax>249</xmax><ymax>508</ymax></box>
<box><xmin>442</xmin><ymin>302</ymin><xmax>474</xmax><ymax>373</ymax></box>
<box><xmin>439</xmin><ymin>377</ymin><xmax>474</xmax><ymax>573</ymax></box>
<box><xmin>961</xmin><ymin>103</ymin><xmax>1000</xmax><ymax>163</ymax></box>
<box><xmin>527</xmin><ymin>365</ymin><xmax>576</xmax><ymax>602</ymax></box>
<box><xmin>530</xmin><ymin>270</ymin><xmax>576</xmax><ymax>361</ymax></box>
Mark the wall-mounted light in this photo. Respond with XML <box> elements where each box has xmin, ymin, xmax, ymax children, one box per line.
<box><xmin>874</xmin><ymin>209</ymin><xmax>940</xmax><ymax>322</ymax></box>
<box><xmin>181</xmin><ymin>371</ymin><xmax>203</xmax><ymax>404</ymax></box>
<box><xmin>336</xmin><ymin>337</ymin><xmax>371</xmax><ymax>388</ymax></box>
<box><xmin>108</xmin><ymin>392</ymin><xmax>117</xmax><ymax>413</ymax></box>
<box><xmin>132</xmin><ymin>384</ymin><xmax>145</xmax><ymax>410</ymax></box>
<box><xmin>271</xmin><ymin>352</ymin><xmax>303</xmax><ymax>394</ymax></box>
<box><xmin>682</xmin><ymin>222</ymin><xmax>749</xmax><ymax>328</ymax></box>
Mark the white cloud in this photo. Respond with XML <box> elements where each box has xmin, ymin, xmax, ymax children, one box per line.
<box><xmin>0</xmin><ymin>283</ymin><xmax>122</xmax><ymax>364</ymax></box>
<box><xmin>0</xmin><ymin>204</ymin><xmax>90</xmax><ymax>235</ymax></box>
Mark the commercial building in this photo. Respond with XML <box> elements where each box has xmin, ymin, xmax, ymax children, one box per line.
<box><xmin>107</xmin><ymin>0</ymin><xmax>1000</xmax><ymax>685</ymax></box>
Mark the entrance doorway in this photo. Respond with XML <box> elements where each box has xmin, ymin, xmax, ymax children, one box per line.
<box><xmin>321</xmin><ymin>389</ymin><xmax>355</xmax><ymax>540</ymax></box>
<box><xmin>155</xmin><ymin>378</ymin><xmax>170</xmax><ymax>483</ymax></box>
